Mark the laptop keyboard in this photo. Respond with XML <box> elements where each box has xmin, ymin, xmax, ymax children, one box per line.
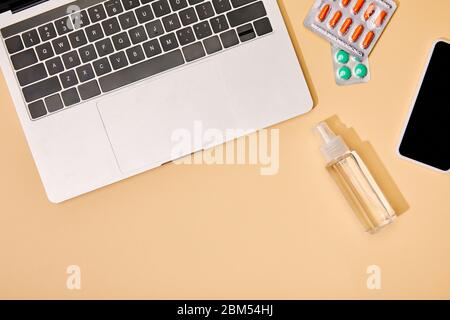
<box><xmin>1</xmin><ymin>0</ymin><xmax>273</xmax><ymax>120</ymax></box>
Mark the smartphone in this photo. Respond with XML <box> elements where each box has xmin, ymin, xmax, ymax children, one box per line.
<box><xmin>398</xmin><ymin>40</ymin><xmax>450</xmax><ymax>172</ymax></box>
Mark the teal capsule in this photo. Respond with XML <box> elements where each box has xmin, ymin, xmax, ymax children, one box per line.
<box><xmin>338</xmin><ymin>66</ymin><xmax>352</xmax><ymax>80</ymax></box>
<box><xmin>354</xmin><ymin>64</ymin><xmax>368</xmax><ymax>78</ymax></box>
<box><xmin>336</xmin><ymin>50</ymin><xmax>350</xmax><ymax>64</ymax></box>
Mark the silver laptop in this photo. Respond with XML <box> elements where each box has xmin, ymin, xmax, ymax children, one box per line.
<box><xmin>0</xmin><ymin>0</ymin><xmax>312</xmax><ymax>203</ymax></box>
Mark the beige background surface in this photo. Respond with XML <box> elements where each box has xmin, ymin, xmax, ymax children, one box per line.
<box><xmin>0</xmin><ymin>0</ymin><xmax>449</xmax><ymax>299</ymax></box>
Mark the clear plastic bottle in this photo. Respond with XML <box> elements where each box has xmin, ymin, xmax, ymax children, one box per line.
<box><xmin>315</xmin><ymin>122</ymin><xmax>396</xmax><ymax>233</ymax></box>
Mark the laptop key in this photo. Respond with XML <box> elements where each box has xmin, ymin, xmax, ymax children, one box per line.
<box><xmin>122</xmin><ymin>0</ymin><xmax>141</xmax><ymax>11</ymax></box>
<box><xmin>236</xmin><ymin>23</ymin><xmax>255</xmax><ymax>42</ymax></box>
<box><xmin>55</xmin><ymin>17</ymin><xmax>73</xmax><ymax>36</ymax></box>
<box><xmin>79</xmin><ymin>44</ymin><xmax>98</xmax><ymax>63</ymax></box>
<box><xmin>71</xmin><ymin>10</ymin><xmax>90</xmax><ymax>29</ymax></box>
<box><xmin>61</xmin><ymin>88</ymin><xmax>81</xmax><ymax>106</ymax></box>
<box><xmin>212</xmin><ymin>0</ymin><xmax>231</xmax><ymax>14</ymax></box>
<box><xmin>68</xmin><ymin>30</ymin><xmax>88</xmax><ymax>48</ymax></box>
<box><xmin>129</xmin><ymin>26</ymin><xmax>148</xmax><ymax>44</ymax></box>
<box><xmin>126</xmin><ymin>45</ymin><xmax>145</xmax><ymax>64</ymax></box>
<box><xmin>52</xmin><ymin>36</ymin><xmax>71</xmax><ymax>55</ymax></box>
<box><xmin>112</xmin><ymin>32</ymin><xmax>132</xmax><ymax>50</ymax></box>
<box><xmin>110</xmin><ymin>51</ymin><xmax>129</xmax><ymax>70</ymax></box>
<box><xmin>62</xmin><ymin>50</ymin><xmax>81</xmax><ymax>69</ymax></box>
<box><xmin>95</xmin><ymin>38</ymin><xmax>115</xmax><ymax>56</ymax></box>
<box><xmin>88</xmin><ymin>4</ymin><xmax>107</xmax><ymax>23</ymax></box>
<box><xmin>99</xmin><ymin>49</ymin><xmax>185</xmax><ymax>92</ymax></box>
<box><xmin>22</xmin><ymin>29</ymin><xmax>40</xmax><ymax>47</ymax></box>
<box><xmin>76</xmin><ymin>64</ymin><xmax>95</xmax><ymax>82</ymax></box>
<box><xmin>176</xmin><ymin>27</ymin><xmax>196</xmax><ymax>46</ymax></box>
<box><xmin>203</xmin><ymin>35</ymin><xmax>222</xmax><ymax>54</ymax></box>
<box><xmin>210</xmin><ymin>15</ymin><xmax>229</xmax><ymax>33</ymax></box>
<box><xmin>231</xmin><ymin>0</ymin><xmax>257</xmax><ymax>7</ymax></box>
<box><xmin>135</xmin><ymin>5</ymin><xmax>154</xmax><ymax>24</ymax></box>
<box><xmin>93</xmin><ymin>58</ymin><xmax>112</xmax><ymax>76</ymax></box>
<box><xmin>17</xmin><ymin>63</ymin><xmax>47</xmax><ymax>86</ymax></box>
<box><xmin>45</xmin><ymin>57</ymin><xmax>64</xmax><ymax>75</ymax></box>
<box><xmin>254</xmin><ymin>17</ymin><xmax>272</xmax><ymax>36</ymax></box>
<box><xmin>160</xmin><ymin>33</ymin><xmax>179</xmax><ymax>51</ymax></box>
<box><xmin>28</xmin><ymin>100</ymin><xmax>47</xmax><ymax>119</ymax></box>
<box><xmin>145</xmin><ymin>20</ymin><xmax>165</xmax><ymax>38</ymax></box>
<box><xmin>102</xmin><ymin>17</ymin><xmax>121</xmax><ymax>36</ymax></box>
<box><xmin>105</xmin><ymin>0</ymin><xmax>124</xmax><ymax>16</ymax></box>
<box><xmin>11</xmin><ymin>48</ymin><xmax>38</xmax><ymax>70</ymax></box>
<box><xmin>220</xmin><ymin>29</ymin><xmax>239</xmax><ymax>48</ymax></box>
<box><xmin>227</xmin><ymin>1</ymin><xmax>266</xmax><ymax>27</ymax></box>
<box><xmin>142</xmin><ymin>39</ymin><xmax>162</xmax><ymax>58</ymax></box>
<box><xmin>78</xmin><ymin>80</ymin><xmax>101</xmax><ymax>100</ymax></box>
<box><xmin>60</xmin><ymin>70</ymin><xmax>79</xmax><ymax>89</ymax></box>
<box><xmin>152</xmin><ymin>0</ymin><xmax>171</xmax><ymax>17</ymax></box>
<box><xmin>182</xmin><ymin>42</ymin><xmax>205</xmax><ymax>62</ymax></box>
<box><xmin>162</xmin><ymin>13</ymin><xmax>181</xmax><ymax>32</ymax></box>
<box><xmin>189</xmin><ymin>0</ymin><xmax>204</xmax><ymax>4</ymax></box>
<box><xmin>38</xmin><ymin>23</ymin><xmax>57</xmax><ymax>42</ymax></box>
<box><xmin>22</xmin><ymin>76</ymin><xmax>62</xmax><ymax>103</ymax></box>
<box><xmin>193</xmin><ymin>21</ymin><xmax>212</xmax><ymax>39</ymax></box>
<box><xmin>45</xmin><ymin>94</ymin><xmax>64</xmax><ymax>112</ymax></box>
<box><xmin>169</xmin><ymin>0</ymin><xmax>188</xmax><ymax>11</ymax></box>
<box><xmin>35</xmin><ymin>42</ymin><xmax>54</xmax><ymax>61</ymax></box>
<box><xmin>5</xmin><ymin>35</ymin><xmax>24</xmax><ymax>54</ymax></box>
<box><xmin>195</xmin><ymin>2</ymin><xmax>214</xmax><ymax>20</ymax></box>
<box><xmin>85</xmin><ymin>24</ymin><xmax>105</xmax><ymax>42</ymax></box>
<box><xmin>179</xmin><ymin>7</ymin><xmax>198</xmax><ymax>26</ymax></box>
<box><xmin>119</xmin><ymin>11</ymin><xmax>138</xmax><ymax>29</ymax></box>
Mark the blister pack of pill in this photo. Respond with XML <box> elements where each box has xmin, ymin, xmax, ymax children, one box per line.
<box><xmin>304</xmin><ymin>0</ymin><xmax>397</xmax><ymax>59</ymax></box>
<box><xmin>332</xmin><ymin>45</ymin><xmax>370</xmax><ymax>85</ymax></box>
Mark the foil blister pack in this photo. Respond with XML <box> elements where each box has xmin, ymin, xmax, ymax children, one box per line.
<box><xmin>332</xmin><ymin>45</ymin><xmax>370</xmax><ymax>85</ymax></box>
<box><xmin>304</xmin><ymin>0</ymin><xmax>397</xmax><ymax>59</ymax></box>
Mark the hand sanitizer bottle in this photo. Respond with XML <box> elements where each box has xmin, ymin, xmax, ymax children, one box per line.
<box><xmin>315</xmin><ymin>122</ymin><xmax>396</xmax><ymax>233</ymax></box>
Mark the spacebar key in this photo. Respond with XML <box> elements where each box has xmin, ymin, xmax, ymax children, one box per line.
<box><xmin>99</xmin><ymin>50</ymin><xmax>185</xmax><ymax>92</ymax></box>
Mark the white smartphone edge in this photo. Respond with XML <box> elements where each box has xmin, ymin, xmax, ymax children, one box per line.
<box><xmin>396</xmin><ymin>38</ymin><xmax>450</xmax><ymax>174</ymax></box>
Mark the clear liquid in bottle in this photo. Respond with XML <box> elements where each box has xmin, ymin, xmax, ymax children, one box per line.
<box><xmin>316</xmin><ymin>122</ymin><xmax>396</xmax><ymax>233</ymax></box>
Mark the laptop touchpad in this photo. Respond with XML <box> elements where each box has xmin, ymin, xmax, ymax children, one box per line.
<box><xmin>97</xmin><ymin>61</ymin><xmax>235</xmax><ymax>174</ymax></box>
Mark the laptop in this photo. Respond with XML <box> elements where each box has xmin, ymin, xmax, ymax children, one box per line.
<box><xmin>0</xmin><ymin>0</ymin><xmax>313</xmax><ymax>203</ymax></box>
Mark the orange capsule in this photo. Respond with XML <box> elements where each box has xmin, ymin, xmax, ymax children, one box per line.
<box><xmin>375</xmin><ymin>10</ymin><xmax>388</xmax><ymax>27</ymax></box>
<box><xmin>362</xmin><ymin>31</ymin><xmax>375</xmax><ymax>48</ymax></box>
<box><xmin>351</xmin><ymin>25</ymin><xmax>364</xmax><ymax>42</ymax></box>
<box><xmin>318</xmin><ymin>4</ymin><xmax>331</xmax><ymax>22</ymax></box>
<box><xmin>353</xmin><ymin>0</ymin><xmax>365</xmax><ymax>14</ymax></box>
<box><xmin>329</xmin><ymin>11</ymin><xmax>343</xmax><ymax>28</ymax></box>
<box><xmin>364</xmin><ymin>3</ymin><xmax>376</xmax><ymax>20</ymax></box>
<box><xmin>342</xmin><ymin>0</ymin><xmax>351</xmax><ymax>7</ymax></box>
<box><xmin>340</xmin><ymin>18</ymin><xmax>353</xmax><ymax>35</ymax></box>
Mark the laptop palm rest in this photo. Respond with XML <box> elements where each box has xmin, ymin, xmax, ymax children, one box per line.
<box><xmin>97</xmin><ymin>61</ymin><xmax>236</xmax><ymax>174</ymax></box>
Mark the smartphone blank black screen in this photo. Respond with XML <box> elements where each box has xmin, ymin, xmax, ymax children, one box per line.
<box><xmin>399</xmin><ymin>41</ymin><xmax>450</xmax><ymax>171</ymax></box>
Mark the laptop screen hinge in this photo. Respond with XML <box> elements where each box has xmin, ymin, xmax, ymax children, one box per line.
<box><xmin>11</xmin><ymin>0</ymin><xmax>49</xmax><ymax>14</ymax></box>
